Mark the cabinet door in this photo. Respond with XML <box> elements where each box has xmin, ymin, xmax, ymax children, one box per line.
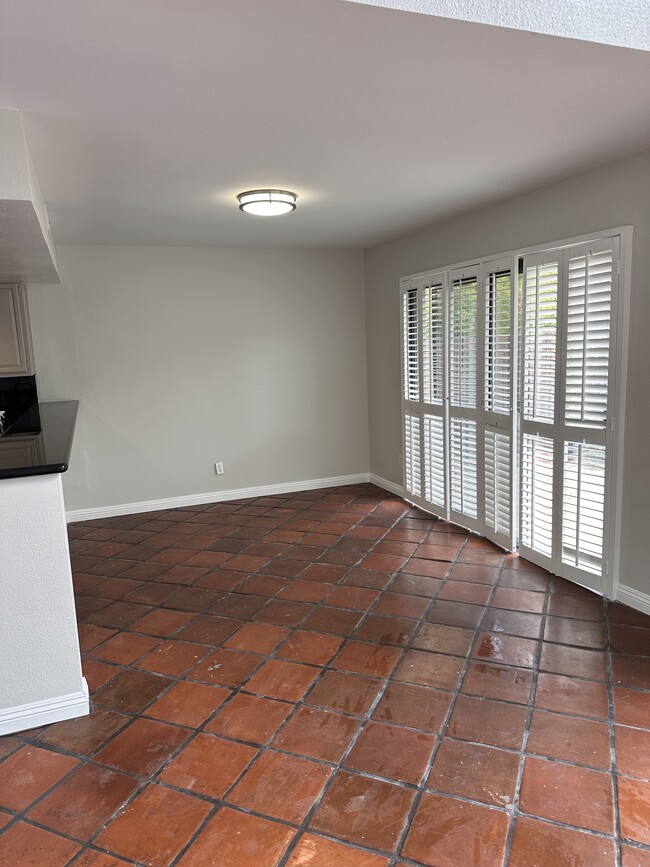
<box><xmin>0</xmin><ymin>437</ymin><xmax>41</xmax><ymax>470</ymax></box>
<box><xmin>0</xmin><ymin>283</ymin><xmax>34</xmax><ymax>375</ymax></box>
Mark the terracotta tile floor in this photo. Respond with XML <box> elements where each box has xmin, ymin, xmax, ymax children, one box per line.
<box><xmin>1</xmin><ymin>483</ymin><xmax>650</xmax><ymax>866</ymax></box>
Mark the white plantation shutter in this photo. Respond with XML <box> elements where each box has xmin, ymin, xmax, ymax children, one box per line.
<box><xmin>404</xmin><ymin>411</ymin><xmax>422</xmax><ymax>499</ymax></box>
<box><xmin>403</xmin><ymin>287</ymin><xmax>419</xmax><ymax>401</ymax></box>
<box><xmin>523</xmin><ymin>260</ymin><xmax>559</xmax><ymax>423</ymax></box>
<box><xmin>520</xmin><ymin>433</ymin><xmax>554</xmax><ymax>557</ymax></box>
<box><xmin>562</xmin><ymin>442</ymin><xmax>606</xmax><ymax>574</ymax></box>
<box><xmin>423</xmin><ymin>279</ymin><xmax>444</xmax><ymax>405</ymax></box>
<box><xmin>484</xmin><ymin>429</ymin><xmax>511</xmax><ymax>539</ymax></box>
<box><xmin>485</xmin><ymin>268</ymin><xmax>512</xmax><ymax>415</ymax></box>
<box><xmin>449</xmin><ymin>274</ymin><xmax>478</xmax><ymax>409</ymax></box>
<box><xmin>450</xmin><ymin>418</ymin><xmax>478</xmax><ymax>518</ymax></box>
<box><xmin>424</xmin><ymin>414</ymin><xmax>446</xmax><ymax>507</ymax></box>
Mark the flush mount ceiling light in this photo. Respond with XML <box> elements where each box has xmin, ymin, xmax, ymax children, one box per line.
<box><xmin>237</xmin><ymin>189</ymin><xmax>297</xmax><ymax>216</ymax></box>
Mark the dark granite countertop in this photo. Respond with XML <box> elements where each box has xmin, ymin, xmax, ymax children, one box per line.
<box><xmin>0</xmin><ymin>400</ymin><xmax>79</xmax><ymax>480</ymax></box>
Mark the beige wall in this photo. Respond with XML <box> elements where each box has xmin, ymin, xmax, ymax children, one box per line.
<box><xmin>364</xmin><ymin>148</ymin><xmax>650</xmax><ymax>595</ymax></box>
<box><xmin>29</xmin><ymin>245</ymin><xmax>369</xmax><ymax>512</ymax></box>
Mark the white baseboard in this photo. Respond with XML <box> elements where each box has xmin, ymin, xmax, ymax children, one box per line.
<box><xmin>369</xmin><ymin>473</ymin><xmax>405</xmax><ymax>498</ymax></box>
<box><xmin>616</xmin><ymin>584</ymin><xmax>650</xmax><ymax>617</ymax></box>
<box><xmin>0</xmin><ymin>679</ymin><xmax>89</xmax><ymax>736</ymax></box>
<box><xmin>66</xmin><ymin>473</ymin><xmax>377</xmax><ymax>523</ymax></box>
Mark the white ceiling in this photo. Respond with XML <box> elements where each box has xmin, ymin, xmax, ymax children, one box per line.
<box><xmin>0</xmin><ymin>0</ymin><xmax>649</xmax><ymax>249</ymax></box>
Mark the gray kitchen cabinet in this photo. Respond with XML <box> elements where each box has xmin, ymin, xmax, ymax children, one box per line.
<box><xmin>0</xmin><ymin>283</ymin><xmax>35</xmax><ymax>375</ymax></box>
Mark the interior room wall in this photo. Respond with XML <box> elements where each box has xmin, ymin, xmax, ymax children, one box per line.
<box><xmin>364</xmin><ymin>148</ymin><xmax>650</xmax><ymax>597</ymax></box>
<box><xmin>28</xmin><ymin>245</ymin><xmax>369</xmax><ymax>513</ymax></box>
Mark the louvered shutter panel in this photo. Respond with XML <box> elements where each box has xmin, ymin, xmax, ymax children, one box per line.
<box><xmin>562</xmin><ymin>442</ymin><xmax>606</xmax><ymax>575</ymax></box>
<box><xmin>520</xmin><ymin>433</ymin><xmax>554</xmax><ymax>557</ymax></box>
<box><xmin>485</xmin><ymin>269</ymin><xmax>512</xmax><ymax>415</ymax></box>
<box><xmin>523</xmin><ymin>260</ymin><xmax>559</xmax><ymax>423</ymax></box>
<box><xmin>404</xmin><ymin>412</ymin><xmax>422</xmax><ymax>499</ymax></box>
<box><xmin>484</xmin><ymin>429</ymin><xmax>511</xmax><ymax>538</ymax></box>
<box><xmin>422</xmin><ymin>279</ymin><xmax>444</xmax><ymax>405</ymax></box>
<box><xmin>403</xmin><ymin>287</ymin><xmax>419</xmax><ymax>401</ymax></box>
<box><xmin>449</xmin><ymin>275</ymin><xmax>478</xmax><ymax>409</ymax></box>
<box><xmin>450</xmin><ymin>418</ymin><xmax>478</xmax><ymax>519</ymax></box>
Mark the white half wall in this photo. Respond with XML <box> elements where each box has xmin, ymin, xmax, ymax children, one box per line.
<box><xmin>28</xmin><ymin>245</ymin><xmax>369</xmax><ymax>512</ymax></box>
<box><xmin>364</xmin><ymin>148</ymin><xmax>650</xmax><ymax>598</ymax></box>
<box><xmin>0</xmin><ymin>473</ymin><xmax>87</xmax><ymax>732</ymax></box>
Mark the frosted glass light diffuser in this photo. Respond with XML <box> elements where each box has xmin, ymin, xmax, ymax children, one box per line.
<box><xmin>238</xmin><ymin>189</ymin><xmax>297</xmax><ymax>216</ymax></box>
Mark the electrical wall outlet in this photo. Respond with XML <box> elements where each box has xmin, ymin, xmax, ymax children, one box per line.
<box><xmin>215</xmin><ymin>462</ymin><xmax>224</xmax><ymax>475</ymax></box>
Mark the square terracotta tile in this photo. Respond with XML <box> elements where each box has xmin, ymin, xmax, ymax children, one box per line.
<box><xmin>619</xmin><ymin>778</ymin><xmax>650</xmax><ymax>845</ymax></box>
<box><xmin>178</xmin><ymin>806</ymin><xmax>295</xmax><ymax>866</ymax></box>
<box><xmin>428</xmin><ymin>739</ymin><xmax>519</xmax><ymax>807</ymax></box>
<box><xmin>272</xmin><ymin>706</ymin><xmax>360</xmax><ymax>763</ymax></box>
<box><xmin>253</xmin><ymin>599</ymin><xmax>314</xmax><ymax>627</ymax></box>
<box><xmin>358</xmin><ymin>553</ymin><xmax>407</xmax><ymax>573</ymax></box>
<box><xmin>187</xmin><ymin>648</ymin><xmax>261</xmax><ymax>687</ymax></box>
<box><xmin>519</xmin><ymin>756</ymin><xmax>614</xmax><ymax>834</ymax></box>
<box><xmin>450</xmin><ymin>563</ymin><xmax>500</xmax><ymax>584</ymax></box>
<box><xmin>83</xmin><ymin>659</ymin><xmax>120</xmax><ymax>692</ymax></box>
<box><xmin>462</xmin><ymin>661</ymin><xmax>533</xmax><ymax>704</ymax></box>
<box><xmin>621</xmin><ymin>845</ymin><xmax>650</xmax><ymax>867</ymax></box>
<box><xmin>372</xmin><ymin>681</ymin><xmax>451</xmax><ymax>733</ymax></box>
<box><xmin>277</xmin><ymin>580</ymin><xmax>335</xmax><ymax>602</ymax></box>
<box><xmin>615</xmin><ymin>687</ymin><xmax>650</xmax><ymax>729</ymax></box>
<box><xmin>617</xmin><ymin>726</ymin><xmax>650</xmax><ymax>780</ymax></box>
<box><xmin>144</xmin><ymin>681</ymin><xmax>231</xmax><ymax>727</ymax></box>
<box><xmin>438</xmin><ymin>581</ymin><xmax>492</xmax><ymax>605</ymax></box>
<box><xmin>540</xmin><ymin>643</ymin><xmax>607</xmax><ymax>681</ymax></box>
<box><xmin>353</xmin><ymin>614</ymin><xmax>417</xmax><ymax>646</ymax></box>
<box><xmin>234</xmin><ymin>574</ymin><xmax>287</xmax><ymax>597</ymax></box>
<box><xmin>306</xmin><ymin>670</ymin><xmax>383</xmax><ymax>716</ymax></box>
<box><xmin>0</xmin><ymin>746</ymin><xmax>78</xmax><ymax>811</ymax></box>
<box><xmin>427</xmin><ymin>599</ymin><xmax>485</xmax><ymax>629</ymax></box>
<box><xmin>0</xmin><ymin>821</ymin><xmax>80</xmax><ymax>864</ymax></box>
<box><xmin>447</xmin><ymin>695</ymin><xmax>528</xmax><ymax>749</ymax></box>
<box><xmin>224</xmin><ymin>622</ymin><xmax>290</xmax><ymax>654</ymax></box>
<box><xmin>227</xmin><ymin>751</ymin><xmax>331</xmax><ymax>823</ymax></box>
<box><xmin>94</xmin><ymin>718</ymin><xmax>188</xmax><ymax>776</ymax></box>
<box><xmin>37</xmin><ymin>708</ymin><xmax>129</xmax><ymax>756</ymax></box>
<box><xmin>95</xmin><ymin>783</ymin><xmax>211</xmax><ymax>865</ymax></box>
<box><xmin>393</xmin><ymin>650</ymin><xmax>464</xmax><ymax>691</ymax></box>
<box><xmin>299</xmin><ymin>562</ymin><xmax>350</xmax><ymax>583</ymax></box>
<box><xmin>536</xmin><ymin>672</ymin><xmax>610</xmax><ymax>719</ymax></box>
<box><xmin>77</xmin><ymin>623</ymin><xmax>117</xmax><ymax>652</ymax></box>
<box><xmin>490</xmin><ymin>587</ymin><xmax>545</xmax><ymax>613</ymax></box>
<box><xmin>413</xmin><ymin>622</ymin><xmax>475</xmax><ymax>656</ymax></box>
<box><xmin>331</xmin><ymin>640</ymin><xmax>402</xmax><ymax>677</ymax></box>
<box><xmin>245</xmin><ymin>658</ymin><xmax>319</xmax><ymax>701</ymax></box>
<box><xmin>209</xmin><ymin>592</ymin><xmax>267</xmax><ymax>619</ymax></box>
<box><xmin>324</xmin><ymin>586</ymin><xmax>379</xmax><ymax>610</ymax></box>
<box><xmin>286</xmin><ymin>833</ymin><xmax>389</xmax><ymax>866</ymax></box>
<box><xmin>547</xmin><ymin>594</ymin><xmax>605</xmax><ymax>621</ymax></box>
<box><xmin>527</xmin><ymin>709</ymin><xmax>611</xmax><ymax>769</ymax></box>
<box><xmin>509</xmin><ymin>817</ymin><xmax>616</xmax><ymax>867</ymax></box>
<box><xmin>27</xmin><ymin>763</ymin><xmax>140</xmax><ymax>840</ymax></box>
<box><xmin>205</xmin><ymin>692</ymin><xmax>293</xmax><ymax>744</ymax></box>
<box><xmin>403</xmin><ymin>792</ymin><xmax>509</xmax><ymax>866</ymax></box>
<box><xmin>130</xmin><ymin>608</ymin><xmax>194</xmax><ymax>637</ymax></box>
<box><xmin>301</xmin><ymin>607</ymin><xmax>363</xmax><ymax>636</ymax></box>
<box><xmin>277</xmin><ymin>630</ymin><xmax>343</xmax><ymax>665</ymax></box>
<box><xmin>612</xmin><ymin>655</ymin><xmax>650</xmax><ymax>690</ymax></box>
<box><xmin>373</xmin><ymin>592</ymin><xmax>429</xmax><ymax>619</ymax></box>
<box><xmin>344</xmin><ymin>721</ymin><xmax>436</xmax><ymax>784</ymax></box>
<box><xmin>174</xmin><ymin>614</ymin><xmax>242</xmax><ymax>645</ymax></box>
<box><xmin>473</xmin><ymin>632</ymin><xmax>538</xmax><ymax>668</ymax></box>
<box><xmin>481</xmin><ymin>607</ymin><xmax>542</xmax><ymax>639</ymax></box>
<box><xmin>342</xmin><ymin>568</ymin><xmax>393</xmax><ymax>589</ymax></box>
<box><xmin>135</xmin><ymin>639</ymin><xmax>211</xmax><ymax>676</ymax></box>
<box><xmin>389</xmin><ymin>573</ymin><xmax>442</xmax><ymax>597</ymax></box>
<box><xmin>544</xmin><ymin>616</ymin><xmax>606</xmax><ymax>649</ymax></box>
<box><xmin>160</xmin><ymin>733</ymin><xmax>257</xmax><ymax>798</ymax></box>
<box><xmin>403</xmin><ymin>558</ymin><xmax>449</xmax><ymax>579</ymax></box>
<box><xmin>310</xmin><ymin>770</ymin><xmax>415</xmax><ymax>852</ymax></box>
<box><xmin>93</xmin><ymin>668</ymin><xmax>173</xmax><ymax>713</ymax></box>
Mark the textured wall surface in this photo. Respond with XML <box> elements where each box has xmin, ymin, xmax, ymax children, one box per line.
<box><xmin>0</xmin><ymin>474</ymin><xmax>85</xmax><ymax>708</ymax></box>
<box><xmin>343</xmin><ymin>0</ymin><xmax>650</xmax><ymax>50</ymax></box>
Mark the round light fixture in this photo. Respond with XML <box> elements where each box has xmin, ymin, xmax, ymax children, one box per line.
<box><xmin>237</xmin><ymin>189</ymin><xmax>297</xmax><ymax>216</ymax></box>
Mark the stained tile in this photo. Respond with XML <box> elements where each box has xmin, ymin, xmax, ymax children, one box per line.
<box><xmin>160</xmin><ymin>733</ymin><xmax>257</xmax><ymax>798</ymax></box>
<box><xmin>481</xmin><ymin>607</ymin><xmax>542</xmax><ymax>640</ymax></box>
<box><xmin>310</xmin><ymin>770</ymin><xmax>415</xmax><ymax>852</ymax></box>
<box><xmin>527</xmin><ymin>710</ymin><xmax>611</xmax><ymax>769</ymax></box>
<box><xmin>93</xmin><ymin>668</ymin><xmax>173</xmax><ymax>713</ymax></box>
<box><xmin>37</xmin><ymin>708</ymin><xmax>129</xmax><ymax>756</ymax></box>
<box><xmin>447</xmin><ymin>695</ymin><xmax>527</xmax><ymax>749</ymax></box>
<box><xmin>94</xmin><ymin>718</ymin><xmax>187</xmax><ymax>776</ymax></box>
<box><xmin>499</xmin><ymin>568</ymin><xmax>549</xmax><ymax>592</ymax></box>
<box><xmin>402</xmin><ymin>792</ymin><xmax>509</xmax><ymax>866</ymax></box>
<box><xmin>0</xmin><ymin>746</ymin><xmax>78</xmax><ymax>811</ymax></box>
<box><xmin>393</xmin><ymin>649</ymin><xmax>464</xmax><ymax>690</ymax></box>
<box><xmin>413</xmin><ymin>622</ymin><xmax>474</xmax><ymax>656</ymax></box>
<box><xmin>95</xmin><ymin>783</ymin><xmax>211</xmax><ymax>865</ymax></box>
<box><xmin>462</xmin><ymin>661</ymin><xmax>533</xmax><ymax>704</ymax></box>
<box><xmin>473</xmin><ymin>632</ymin><xmax>538</xmax><ymax>668</ymax></box>
<box><xmin>490</xmin><ymin>587</ymin><xmax>545</xmax><ymax>613</ymax></box>
<box><xmin>428</xmin><ymin>739</ymin><xmax>519</xmax><ymax>807</ymax></box>
<box><xmin>206</xmin><ymin>692</ymin><xmax>292</xmax><ymax>743</ymax></box>
<box><xmin>536</xmin><ymin>672</ymin><xmax>610</xmax><ymax>719</ymax></box>
<box><xmin>427</xmin><ymin>599</ymin><xmax>485</xmax><ymax>629</ymax></box>
<box><xmin>273</xmin><ymin>706</ymin><xmax>360</xmax><ymax>763</ymax></box>
<box><xmin>27</xmin><ymin>764</ymin><xmax>140</xmax><ymax>840</ymax></box>
<box><xmin>277</xmin><ymin>630</ymin><xmax>343</xmax><ymax>665</ymax></box>
<box><xmin>509</xmin><ymin>817</ymin><xmax>616</xmax><ymax>867</ymax></box>
<box><xmin>540</xmin><ymin>643</ymin><xmax>607</xmax><ymax>681</ymax></box>
<box><xmin>353</xmin><ymin>614</ymin><xmax>416</xmax><ymax>646</ymax></box>
<box><xmin>227</xmin><ymin>751</ymin><xmax>331</xmax><ymax>823</ymax></box>
<box><xmin>178</xmin><ymin>806</ymin><xmax>295</xmax><ymax>866</ymax></box>
<box><xmin>306</xmin><ymin>670</ymin><xmax>383</xmax><ymax>716</ymax></box>
<box><xmin>288</xmin><ymin>835</ymin><xmax>390</xmax><ymax>866</ymax></box>
<box><xmin>344</xmin><ymin>721</ymin><xmax>435</xmax><ymax>784</ymax></box>
<box><xmin>0</xmin><ymin>821</ymin><xmax>80</xmax><ymax>865</ymax></box>
<box><xmin>544</xmin><ymin>616</ymin><xmax>606</xmax><ymax>649</ymax></box>
<box><xmin>144</xmin><ymin>681</ymin><xmax>231</xmax><ymax>727</ymax></box>
<box><xmin>372</xmin><ymin>681</ymin><xmax>451</xmax><ymax>732</ymax></box>
<box><xmin>373</xmin><ymin>591</ymin><xmax>429</xmax><ymax>619</ymax></box>
<box><xmin>519</xmin><ymin>756</ymin><xmax>614</xmax><ymax>834</ymax></box>
<box><xmin>331</xmin><ymin>640</ymin><xmax>402</xmax><ymax>677</ymax></box>
<box><xmin>187</xmin><ymin>648</ymin><xmax>260</xmax><ymax>687</ymax></box>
